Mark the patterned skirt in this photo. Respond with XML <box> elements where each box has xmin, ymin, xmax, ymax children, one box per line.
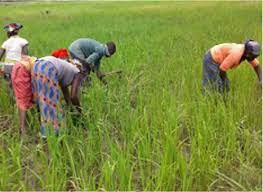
<box><xmin>31</xmin><ymin>60</ymin><xmax>61</xmax><ymax>137</ymax></box>
<box><xmin>11</xmin><ymin>62</ymin><xmax>34</xmax><ymax>110</ymax></box>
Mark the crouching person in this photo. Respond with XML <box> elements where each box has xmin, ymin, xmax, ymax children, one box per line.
<box><xmin>31</xmin><ymin>56</ymin><xmax>83</xmax><ymax>138</ymax></box>
<box><xmin>68</xmin><ymin>38</ymin><xmax>116</xmax><ymax>86</ymax></box>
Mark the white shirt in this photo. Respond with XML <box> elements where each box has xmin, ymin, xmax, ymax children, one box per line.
<box><xmin>1</xmin><ymin>35</ymin><xmax>29</xmax><ymax>63</ymax></box>
<box><xmin>41</xmin><ymin>56</ymin><xmax>80</xmax><ymax>87</ymax></box>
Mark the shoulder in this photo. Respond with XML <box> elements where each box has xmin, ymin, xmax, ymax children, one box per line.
<box><xmin>230</xmin><ymin>44</ymin><xmax>244</xmax><ymax>55</ymax></box>
<box><xmin>17</xmin><ymin>36</ymin><xmax>29</xmax><ymax>45</ymax></box>
<box><xmin>1</xmin><ymin>39</ymin><xmax>10</xmax><ymax>48</ymax></box>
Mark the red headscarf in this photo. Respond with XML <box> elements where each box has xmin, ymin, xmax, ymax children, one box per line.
<box><xmin>51</xmin><ymin>48</ymin><xmax>69</xmax><ymax>59</ymax></box>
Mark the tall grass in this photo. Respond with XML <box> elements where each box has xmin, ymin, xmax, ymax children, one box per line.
<box><xmin>0</xmin><ymin>1</ymin><xmax>262</xmax><ymax>191</ymax></box>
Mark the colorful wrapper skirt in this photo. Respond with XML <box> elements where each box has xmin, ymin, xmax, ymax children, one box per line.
<box><xmin>11</xmin><ymin>62</ymin><xmax>34</xmax><ymax>110</ymax></box>
<box><xmin>31</xmin><ymin>60</ymin><xmax>61</xmax><ymax>137</ymax></box>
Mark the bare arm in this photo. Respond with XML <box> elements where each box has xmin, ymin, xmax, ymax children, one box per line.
<box><xmin>253</xmin><ymin>65</ymin><xmax>262</xmax><ymax>83</ymax></box>
<box><xmin>70</xmin><ymin>73</ymin><xmax>84</xmax><ymax>114</ymax></box>
<box><xmin>0</xmin><ymin>48</ymin><xmax>5</xmax><ymax>61</ymax></box>
<box><xmin>219</xmin><ymin>69</ymin><xmax>228</xmax><ymax>81</ymax></box>
<box><xmin>22</xmin><ymin>44</ymin><xmax>29</xmax><ymax>55</ymax></box>
<box><xmin>61</xmin><ymin>85</ymin><xmax>71</xmax><ymax>105</ymax></box>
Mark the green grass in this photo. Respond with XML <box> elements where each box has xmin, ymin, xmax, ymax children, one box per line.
<box><xmin>0</xmin><ymin>1</ymin><xmax>262</xmax><ymax>191</ymax></box>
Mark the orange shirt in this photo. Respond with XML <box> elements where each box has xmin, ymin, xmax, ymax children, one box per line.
<box><xmin>210</xmin><ymin>43</ymin><xmax>259</xmax><ymax>71</ymax></box>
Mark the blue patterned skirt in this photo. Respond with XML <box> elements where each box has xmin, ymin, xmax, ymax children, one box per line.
<box><xmin>31</xmin><ymin>60</ymin><xmax>61</xmax><ymax>137</ymax></box>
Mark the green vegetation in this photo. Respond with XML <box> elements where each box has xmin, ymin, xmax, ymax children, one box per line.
<box><xmin>0</xmin><ymin>1</ymin><xmax>261</xmax><ymax>191</ymax></box>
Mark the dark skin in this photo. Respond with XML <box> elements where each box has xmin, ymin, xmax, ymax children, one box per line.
<box><xmin>13</xmin><ymin>43</ymin><xmax>29</xmax><ymax>135</ymax></box>
<box><xmin>219</xmin><ymin>57</ymin><xmax>262</xmax><ymax>87</ymax></box>
<box><xmin>61</xmin><ymin>73</ymin><xmax>84</xmax><ymax>114</ymax></box>
<box><xmin>61</xmin><ymin>84</ymin><xmax>71</xmax><ymax>105</ymax></box>
<box><xmin>253</xmin><ymin>65</ymin><xmax>262</xmax><ymax>86</ymax></box>
<box><xmin>22</xmin><ymin>44</ymin><xmax>29</xmax><ymax>55</ymax></box>
<box><xmin>0</xmin><ymin>45</ymin><xmax>28</xmax><ymax>61</ymax></box>
<box><xmin>0</xmin><ymin>48</ymin><xmax>5</xmax><ymax>61</ymax></box>
<box><xmin>0</xmin><ymin>32</ymin><xmax>29</xmax><ymax>135</ymax></box>
<box><xmin>72</xmin><ymin>42</ymin><xmax>116</xmax><ymax>86</ymax></box>
<box><xmin>33</xmin><ymin>72</ymin><xmax>83</xmax><ymax>134</ymax></box>
<box><xmin>95</xmin><ymin>70</ymin><xmax>107</xmax><ymax>86</ymax></box>
<box><xmin>76</xmin><ymin>56</ymin><xmax>109</xmax><ymax>86</ymax></box>
<box><xmin>19</xmin><ymin>109</ymin><xmax>27</xmax><ymax>135</ymax></box>
<box><xmin>219</xmin><ymin>70</ymin><xmax>228</xmax><ymax>81</ymax></box>
<box><xmin>243</xmin><ymin>52</ymin><xmax>262</xmax><ymax>85</ymax></box>
<box><xmin>0</xmin><ymin>31</ymin><xmax>29</xmax><ymax>61</ymax></box>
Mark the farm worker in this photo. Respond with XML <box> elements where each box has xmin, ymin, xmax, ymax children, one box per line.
<box><xmin>68</xmin><ymin>38</ymin><xmax>116</xmax><ymax>85</ymax></box>
<box><xmin>11</xmin><ymin>55</ymin><xmax>36</xmax><ymax>135</ymax></box>
<box><xmin>0</xmin><ymin>23</ymin><xmax>29</xmax><ymax>89</ymax></box>
<box><xmin>31</xmin><ymin>56</ymin><xmax>83</xmax><ymax>138</ymax></box>
<box><xmin>202</xmin><ymin>39</ymin><xmax>262</xmax><ymax>93</ymax></box>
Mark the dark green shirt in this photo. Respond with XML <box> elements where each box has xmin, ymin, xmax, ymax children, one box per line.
<box><xmin>68</xmin><ymin>38</ymin><xmax>108</xmax><ymax>73</ymax></box>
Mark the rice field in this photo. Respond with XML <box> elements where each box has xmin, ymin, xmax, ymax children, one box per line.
<box><xmin>0</xmin><ymin>1</ymin><xmax>262</xmax><ymax>191</ymax></box>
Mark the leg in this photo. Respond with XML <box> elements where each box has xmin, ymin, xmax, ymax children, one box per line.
<box><xmin>12</xmin><ymin>63</ymin><xmax>34</xmax><ymax>135</ymax></box>
<box><xmin>4</xmin><ymin>64</ymin><xmax>15</xmax><ymax>102</ymax></box>
<box><xmin>19</xmin><ymin>108</ymin><xmax>27</xmax><ymax>135</ymax></box>
<box><xmin>4</xmin><ymin>74</ymin><xmax>14</xmax><ymax>100</ymax></box>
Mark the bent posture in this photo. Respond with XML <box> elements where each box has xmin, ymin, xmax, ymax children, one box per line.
<box><xmin>68</xmin><ymin>38</ymin><xmax>116</xmax><ymax>85</ymax></box>
<box><xmin>31</xmin><ymin>56</ymin><xmax>83</xmax><ymax>137</ymax></box>
<box><xmin>202</xmin><ymin>39</ymin><xmax>261</xmax><ymax>93</ymax></box>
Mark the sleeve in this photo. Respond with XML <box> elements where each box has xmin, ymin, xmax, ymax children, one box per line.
<box><xmin>20</xmin><ymin>38</ymin><xmax>29</xmax><ymax>47</ymax></box>
<box><xmin>249</xmin><ymin>58</ymin><xmax>259</xmax><ymax>67</ymax></box>
<box><xmin>93</xmin><ymin>60</ymin><xmax>101</xmax><ymax>72</ymax></box>
<box><xmin>85</xmin><ymin>52</ymin><xmax>100</xmax><ymax>66</ymax></box>
<box><xmin>60</xmin><ymin>59</ymin><xmax>79</xmax><ymax>71</ymax></box>
<box><xmin>219</xmin><ymin>53</ymin><xmax>240</xmax><ymax>72</ymax></box>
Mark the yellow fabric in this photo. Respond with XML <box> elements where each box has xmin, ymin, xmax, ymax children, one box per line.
<box><xmin>4</xmin><ymin>58</ymin><xmax>16</xmax><ymax>64</ymax></box>
<box><xmin>19</xmin><ymin>55</ymin><xmax>37</xmax><ymax>71</ymax></box>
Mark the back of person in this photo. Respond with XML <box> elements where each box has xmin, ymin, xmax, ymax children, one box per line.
<box><xmin>41</xmin><ymin>56</ymin><xmax>80</xmax><ymax>87</ymax></box>
<box><xmin>2</xmin><ymin>35</ymin><xmax>28</xmax><ymax>63</ymax></box>
<box><xmin>210</xmin><ymin>42</ymin><xmax>258</xmax><ymax>71</ymax></box>
<box><xmin>69</xmin><ymin>38</ymin><xmax>106</xmax><ymax>59</ymax></box>
<box><xmin>210</xmin><ymin>43</ymin><xmax>243</xmax><ymax>66</ymax></box>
